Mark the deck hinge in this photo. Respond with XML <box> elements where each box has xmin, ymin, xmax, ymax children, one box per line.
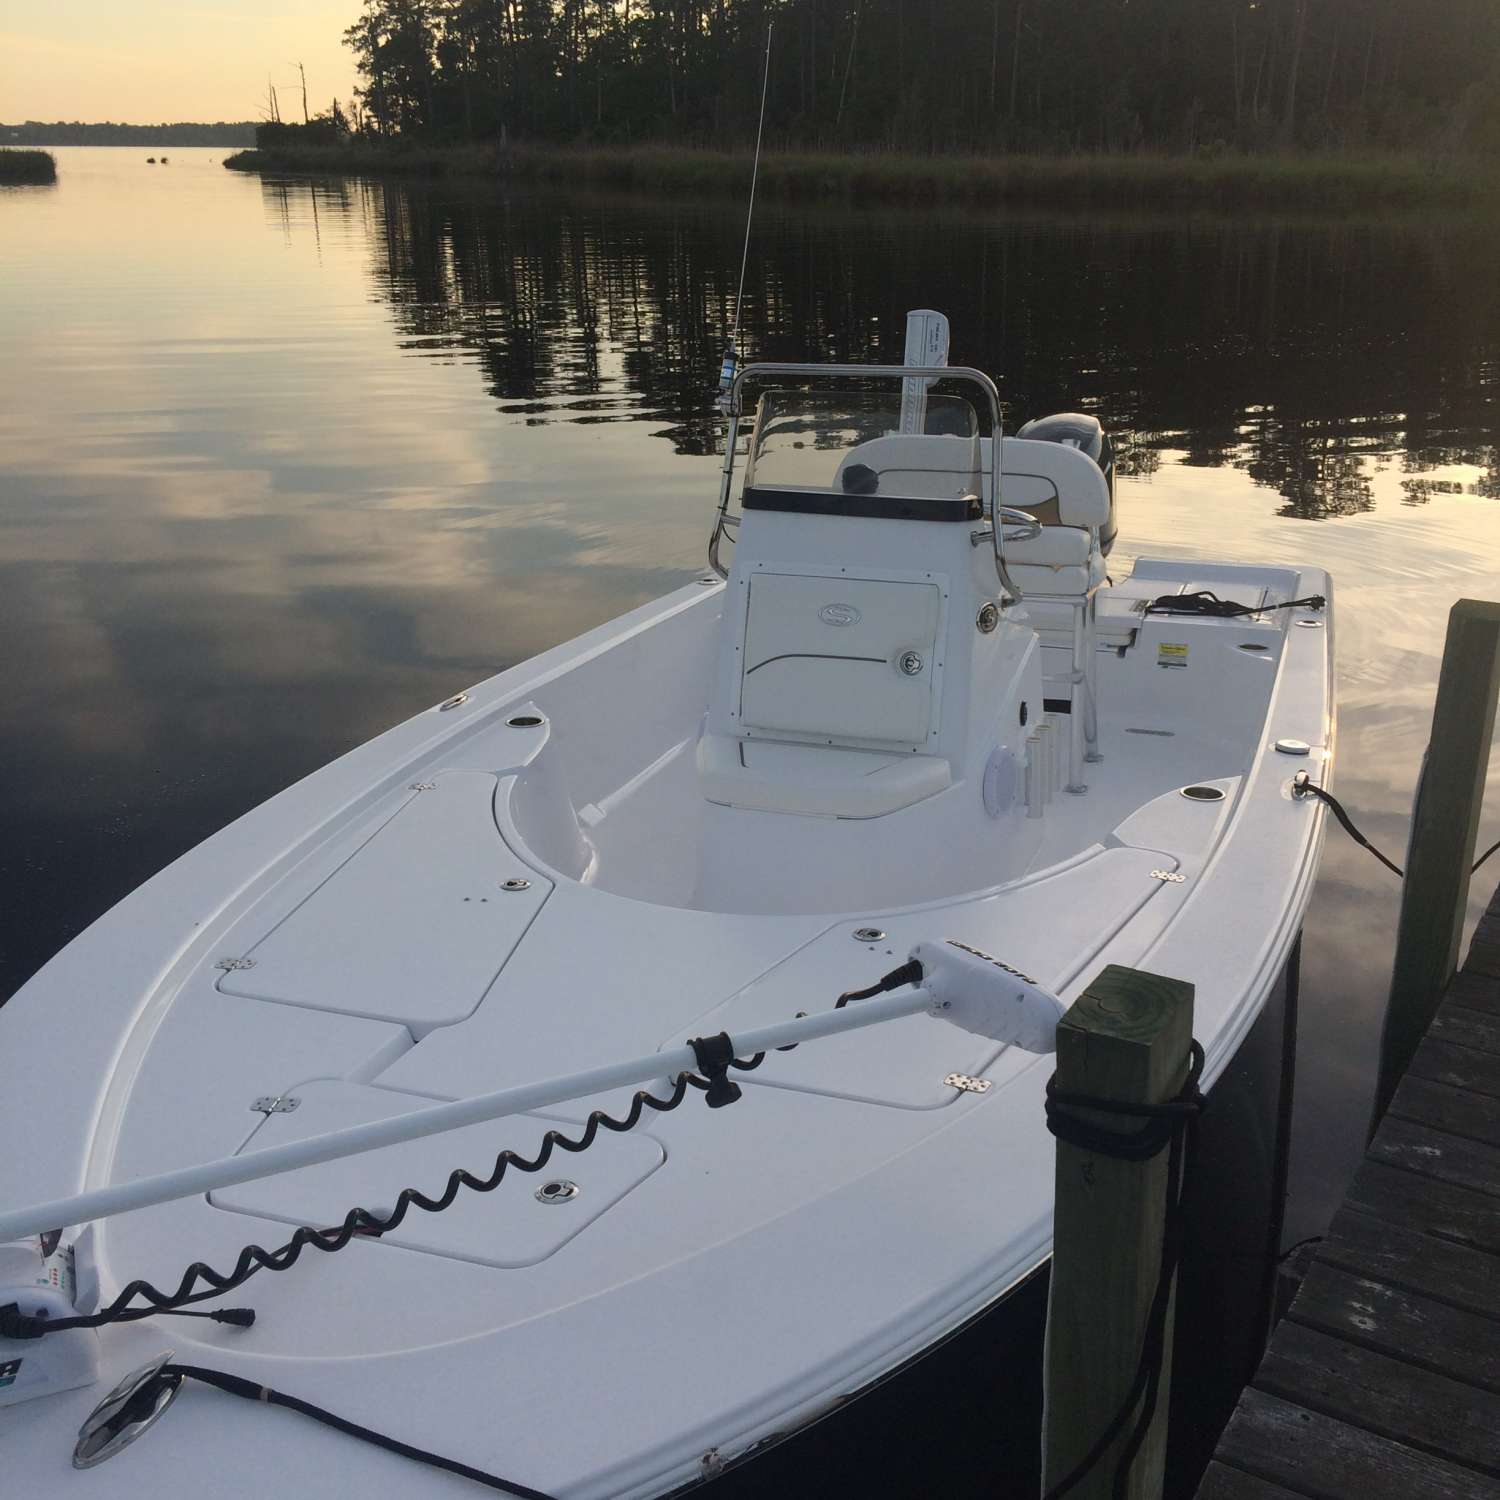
<box><xmin>251</xmin><ymin>1094</ymin><xmax>301</xmax><ymax>1115</ymax></box>
<box><xmin>1150</xmin><ymin>870</ymin><xmax>1187</xmax><ymax>884</ymax></box>
<box><xmin>945</xmin><ymin>1073</ymin><xmax>992</xmax><ymax>1094</ymax></box>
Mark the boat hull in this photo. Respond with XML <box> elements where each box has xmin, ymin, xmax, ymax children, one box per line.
<box><xmin>0</xmin><ymin>558</ymin><xmax>1331</xmax><ymax>1498</ymax></box>
<box><xmin>699</xmin><ymin>946</ymin><xmax>1299</xmax><ymax>1500</ymax></box>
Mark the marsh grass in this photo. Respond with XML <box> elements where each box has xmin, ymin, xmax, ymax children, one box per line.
<box><xmin>224</xmin><ymin>143</ymin><xmax>1489</xmax><ymax>212</ymax></box>
<box><xmin>0</xmin><ymin>149</ymin><xmax>57</xmax><ymax>186</ymax></box>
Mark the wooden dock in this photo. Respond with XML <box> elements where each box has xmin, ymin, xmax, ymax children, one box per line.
<box><xmin>1195</xmin><ymin>877</ymin><xmax>1500</xmax><ymax>1499</ymax></box>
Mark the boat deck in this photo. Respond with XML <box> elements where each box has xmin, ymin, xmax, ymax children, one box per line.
<box><xmin>1195</xmin><ymin>875</ymin><xmax>1500</xmax><ymax>1498</ymax></box>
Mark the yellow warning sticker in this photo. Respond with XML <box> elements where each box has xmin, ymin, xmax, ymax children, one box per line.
<box><xmin>1157</xmin><ymin>642</ymin><xmax>1189</xmax><ymax>670</ymax></box>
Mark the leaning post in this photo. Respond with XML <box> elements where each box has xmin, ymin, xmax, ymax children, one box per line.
<box><xmin>1041</xmin><ymin>964</ymin><xmax>1195</xmax><ymax>1500</ymax></box>
<box><xmin>1374</xmin><ymin>597</ymin><xmax>1500</xmax><ymax>1127</ymax></box>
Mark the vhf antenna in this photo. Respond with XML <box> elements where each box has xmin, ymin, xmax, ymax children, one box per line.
<box><xmin>718</xmin><ymin>19</ymin><xmax>774</xmax><ymax>411</ymax></box>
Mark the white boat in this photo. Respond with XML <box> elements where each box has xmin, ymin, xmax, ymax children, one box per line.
<box><xmin>0</xmin><ymin>313</ymin><xmax>1331</xmax><ymax>1498</ymax></box>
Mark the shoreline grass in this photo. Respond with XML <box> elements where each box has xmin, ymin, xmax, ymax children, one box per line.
<box><xmin>222</xmin><ymin>141</ymin><xmax>1494</xmax><ymax>212</ymax></box>
<box><xmin>0</xmin><ymin>149</ymin><xmax>57</xmax><ymax>186</ymax></box>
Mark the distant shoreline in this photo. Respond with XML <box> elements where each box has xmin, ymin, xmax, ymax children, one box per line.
<box><xmin>4</xmin><ymin>122</ymin><xmax>255</xmax><ymax>148</ymax></box>
<box><xmin>221</xmin><ymin>142</ymin><xmax>1494</xmax><ymax>212</ymax></box>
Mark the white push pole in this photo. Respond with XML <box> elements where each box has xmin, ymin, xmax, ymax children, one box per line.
<box><xmin>898</xmin><ymin>308</ymin><xmax>949</xmax><ymax>434</ymax></box>
<box><xmin>0</xmin><ymin>989</ymin><xmax>933</xmax><ymax>1243</ymax></box>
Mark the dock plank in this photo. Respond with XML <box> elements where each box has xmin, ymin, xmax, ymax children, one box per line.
<box><xmin>1388</xmin><ymin>1073</ymin><xmax>1500</xmax><ymax>1147</ymax></box>
<box><xmin>1288</xmin><ymin>1262</ymin><xmax>1500</xmax><ymax>1392</ymax></box>
<box><xmin>1444</xmin><ymin>970</ymin><xmax>1500</xmax><ymax>1017</ymax></box>
<box><xmin>1467</xmin><ymin>903</ymin><xmax>1500</xmax><ymax>979</ymax></box>
<box><xmin>1429</xmin><ymin>1003</ymin><xmax>1500</xmax><ymax>1055</ymax></box>
<box><xmin>1406</xmin><ymin>1034</ymin><xmax>1500</xmax><ymax>1101</ymax></box>
<box><xmin>1194</xmin><ymin>1460</ymin><xmax>1310</xmax><ymax>1499</ymax></box>
<box><xmin>1342</xmin><ymin>1159</ymin><xmax>1500</xmax><ymax>1254</ymax></box>
<box><xmin>1253</xmin><ymin>1321</ymin><xmax>1500</xmax><ymax>1477</ymax></box>
<box><xmin>1194</xmin><ymin>878</ymin><xmax>1500</xmax><ymax>1498</ymax></box>
<box><xmin>1213</xmin><ymin>1388</ymin><xmax>1500</xmax><ymax>1500</ymax></box>
<box><xmin>1366</xmin><ymin>1115</ymin><xmax>1500</xmax><ymax>1200</ymax></box>
<box><xmin>1318</xmin><ymin>1206</ymin><xmax>1500</xmax><ymax>1317</ymax></box>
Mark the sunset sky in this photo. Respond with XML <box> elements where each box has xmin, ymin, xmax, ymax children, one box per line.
<box><xmin>2</xmin><ymin>2</ymin><xmax>360</xmax><ymax>123</ymax></box>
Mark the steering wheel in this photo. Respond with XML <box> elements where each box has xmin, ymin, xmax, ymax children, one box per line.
<box><xmin>998</xmin><ymin>505</ymin><xmax>1043</xmax><ymax>544</ymax></box>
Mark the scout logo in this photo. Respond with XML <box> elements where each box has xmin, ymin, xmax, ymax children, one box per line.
<box><xmin>819</xmin><ymin>602</ymin><xmax>861</xmax><ymax>627</ymax></box>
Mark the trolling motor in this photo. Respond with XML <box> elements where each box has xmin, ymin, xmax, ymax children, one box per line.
<box><xmin>911</xmin><ymin>939</ymin><xmax>1068</xmax><ymax>1052</ymax></box>
<box><xmin>0</xmin><ymin>937</ymin><xmax>1067</xmax><ymax>1468</ymax></box>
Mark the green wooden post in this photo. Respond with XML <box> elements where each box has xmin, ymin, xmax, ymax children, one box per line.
<box><xmin>1042</xmin><ymin>964</ymin><xmax>1195</xmax><ymax>1500</ymax></box>
<box><xmin>1373</xmin><ymin>598</ymin><xmax>1500</xmax><ymax>1128</ymax></box>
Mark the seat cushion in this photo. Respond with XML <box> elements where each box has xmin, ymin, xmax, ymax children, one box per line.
<box><xmin>1007</xmin><ymin>555</ymin><xmax>1106</xmax><ymax>598</ymax></box>
<box><xmin>1003</xmin><ymin>525</ymin><xmax>1093</xmax><ymax>567</ymax></box>
<box><xmin>697</xmin><ymin>735</ymin><xmax>951</xmax><ymax>819</ymax></box>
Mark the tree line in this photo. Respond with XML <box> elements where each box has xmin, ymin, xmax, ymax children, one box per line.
<box><xmin>337</xmin><ymin>0</ymin><xmax>1500</xmax><ymax>154</ymax></box>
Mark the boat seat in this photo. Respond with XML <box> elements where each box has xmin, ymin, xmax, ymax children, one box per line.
<box><xmin>996</xmin><ymin>437</ymin><xmax>1111</xmax><ymax>604</ymax></box>
<box><xmin>697</xmin><ymin>734</ymin><xmax>951</xmax><ymax>819</ymax></box>
<box><xmin>1002</xmin><ymin>526</ymin><xmax>1106</xmax><ymax>599</ymax></box>
<box><xmin>991</xmin><ymin>437</ymin><xmax>1113</xmax><ymax>786</ymax></box>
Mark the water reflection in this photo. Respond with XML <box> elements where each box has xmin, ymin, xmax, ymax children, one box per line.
<box><xmin>328</xmin><ymin>176</ymin><xmax>1500</xmax><ymax>517</ymax></box>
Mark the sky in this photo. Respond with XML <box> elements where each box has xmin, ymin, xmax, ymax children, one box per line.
<box><xmin>1</xmin><ymin>2</ymin><xmax>360</xmax><ymax>123</ymax></box>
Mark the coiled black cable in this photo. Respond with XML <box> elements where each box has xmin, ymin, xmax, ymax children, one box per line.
<box><xmin>4</xmin><ymin>961</ymin><xmax>928</xmax><ymax>1341</ymax></box>
<box><xmin>0</xmin><ymin>1062</ymin><xmax>747</xmax><ymax>1339</ymax></box>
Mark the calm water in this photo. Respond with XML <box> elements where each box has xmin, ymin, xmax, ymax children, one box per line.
<box><xmin>2</xmin><ymin>148</ymin><xmax>1498</xmax><ymax>1252</ymax></box>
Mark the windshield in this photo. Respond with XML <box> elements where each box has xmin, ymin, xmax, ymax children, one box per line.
<box><xmin>744</xmin><ymin>390</ymin><xmax>982</xmax><ymax>502</ymax></box>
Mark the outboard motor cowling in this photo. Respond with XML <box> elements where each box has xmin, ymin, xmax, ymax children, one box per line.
<box><xmin>1015</xmin><ymin>413</ymin><xmax>1116</xmax><ymax>556</ymax></box>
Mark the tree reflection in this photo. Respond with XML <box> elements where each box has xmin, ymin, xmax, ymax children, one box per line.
<box><xmin>262</xmin><ymin>176</ymin><xmax>1500</xmax><ymax>518</ymax></box>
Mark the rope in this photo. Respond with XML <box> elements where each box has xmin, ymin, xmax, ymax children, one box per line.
<box><xmin>1295</xmin><ymin>774</ymin><xmax>1497</xmax><ymax>878</ymax></box>
<box><xmin>1144</xmin><ymin>590</ymin><xmax>1327</xmax><ymax>619</ymax></box>
<box><xmin>1292</xmin><ymin>777</ymin><xmax>1404</xmax><ymax>877</ymax></box>
<box><xmin>1276</xmin><ymin>1233</ymin><xmax>1325</xmax><ymax>1266</ymax></box>
<box><xmin>1041</xmin><ymin>1041</ymin><xmax>1206</xmax><ymax>1500</ymax></box>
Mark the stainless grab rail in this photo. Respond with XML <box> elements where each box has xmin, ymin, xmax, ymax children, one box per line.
<box><xmin>708</xmin><ymin>361</ymin><xmax>1023</xmax><ymax>601</ymax></box>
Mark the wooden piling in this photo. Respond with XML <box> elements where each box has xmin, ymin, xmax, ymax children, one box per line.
<box><xmin>1042</xmin><ymin>964</ymin><xmax>1196</xmax><ymax>1500</ymax></box>
<box><xmin>1375</xmin><ymin>597</ymin><xmax>1500</xmax><ymax>1127</ymax></box>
